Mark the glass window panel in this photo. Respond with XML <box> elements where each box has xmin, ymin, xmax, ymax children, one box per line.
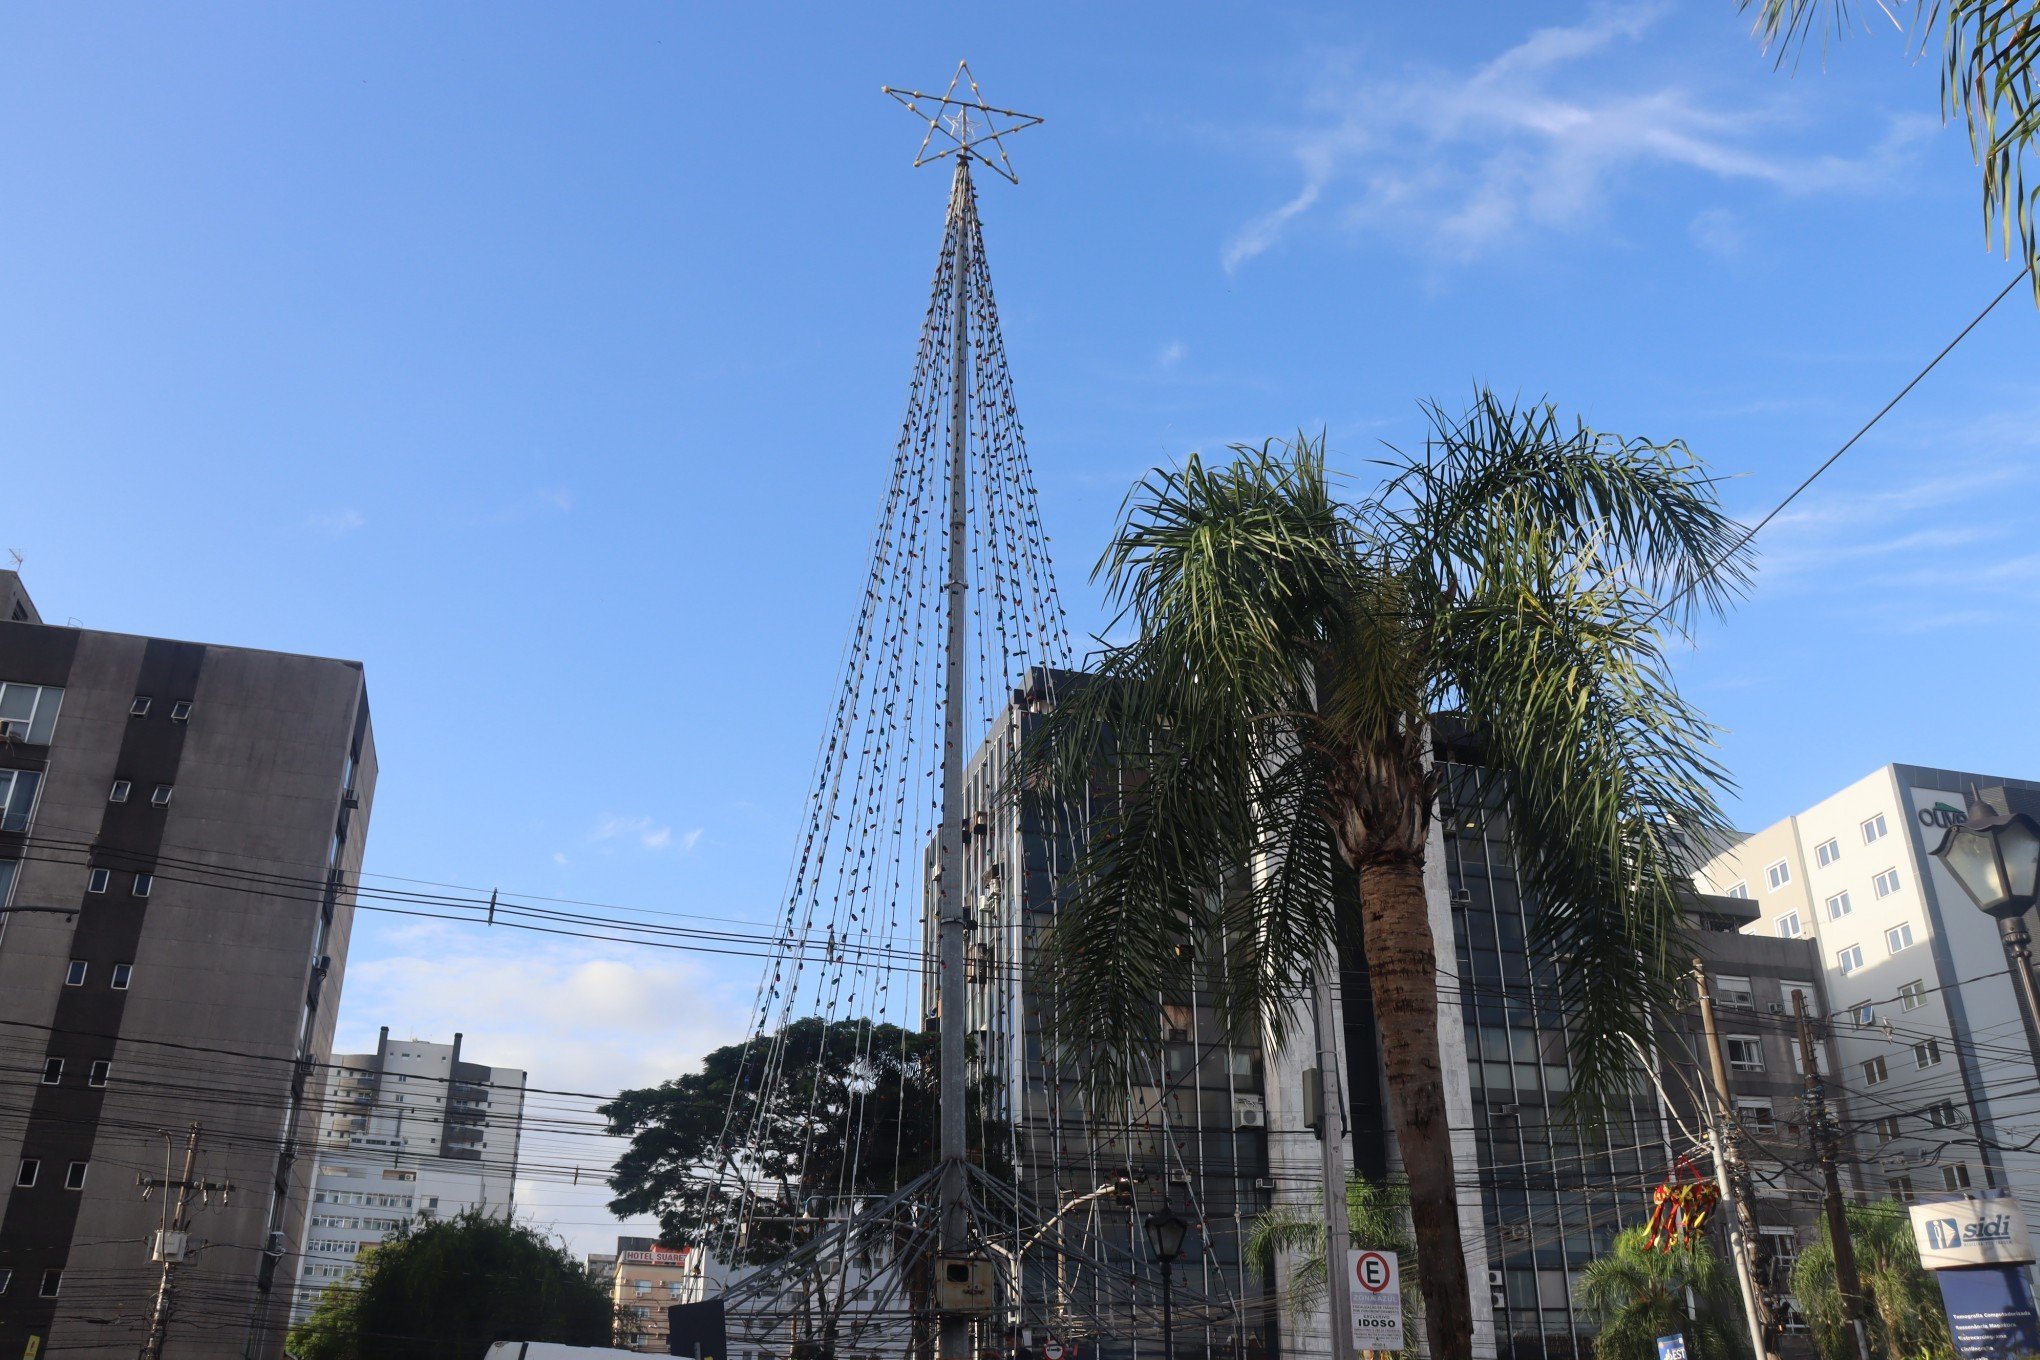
<box><xmin>0</xmin><ymin>687</ymin><xmax>31</xmax><ymax>722</ymax></box>
<box><xmin>24</xmin><ymin>688</ymin><xmax>59</xmax><ymax>745</ymax></box>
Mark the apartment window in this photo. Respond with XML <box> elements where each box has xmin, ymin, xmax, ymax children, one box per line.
<box><xmin>1863</xmin><ymin>1056</ymin><xmax>1889</xmax><ymax>1085</ymax></box>
<box><xmin>1901</xmin><ymin>980</ymin><xmax>1928</xmax><ymax>1011</ymax></box>
<box><xmin>170</xmin><ymin>700</ymin><xmax>192</xmax><ymax>722</ymax></box>
<box><xmin>1767</xmin><ymin>860</ymin><xmax>1791</xmax><ymax>890</ymax></box>
<box><xmin>1875</xmin><ymin>1115</ymin><xmax>1902</xmax><ymax>1141</ymax></box>
<box><xmin>1777</xmin><ymin>912</ymin><xmax>1803</xmax><ymax>939</ymax></box>
<box><xmin>63</xmin><ymin>1161</ymin><xmax>86</xmax><ymax>1190</ymax></box>
<box><xmin>634</xmin><ymin>1280</ymin><xmax>651</xmax><ymax>1297</ymax></box>
<box><xmin>150</xmin><ymin>785</ymin><xmax>172</xmax><ymax>807</ymax></box>
<box><xmin>64</xmin><ymin>961</ymin><xmax>86</xmax><ymax>987</ymax></box>
<box><xmin>1826</xmin><ymin>891</ymin><xmax>1852</xmax><ymax>920</ymax></box>
<box><xmin>15</xmin><ymin>1159</ymin><xmax>37</xmax><ymax>1188</ymax></box>
<box><xmin>1886</xmin><ymin>922</ymin><xmax>1915</xmax><ymax>955</ymax></box>
<box><xmin>1915</xmin><ymin>1039</ymin><xmax>1943</xmax><ymax>1069</ymax></box>
<box><xmin>38</xmin><ymin>1269</ymin><xmax>59</xmax><ymax>1298</ymax></box>
<box><xmin>1734</xmin><ymin>1097</ymin><xmax>1777</xmax><ymax>1134</ymax></box>
<box><xmin>1815</xmin><ymin>837</ymin><xmax>1841</xmax><ymax>867</ymax></box>
<box><xmin>1783</xmin><ymin>982</ymin><xmax>1819</xmax><ymax>1016</ymax></box>
<box><xmin>1716</xmin><ymin>976</ymin><xmax>1755</xmax><ymax>1010</ymax></box>
<box><xmin>133</xmin><ymin>873</ymin><xmax>152</xmax><ymax>898</ymax></box>
<box><xmin>131</xmin><ymin>696</ymin><xmax>152</xmax><ymax>717</ymax></box>
<box><xmin>88</xmin><ymin>1060</ymin><xmax>109</xmax><ymax>1087</ymax></box>
<box><xmin>1863</xmin><ymin>813</ymin><xmax>1888</xmax><ymax>844</ymax></box>
<box><xmin>0</xmin><ymin>681</ymin><xmax>64</xmax><ymax>744</ymax></box>
<box><xmin>111</xmin><ymin>963</ymin><xmax>132</xmax><ymax>990</ymax></box>
<box><xmin>1928</xmin><ymin>1101</ymin><xmax>1962</xmax><ymax>1129</ymax></box>
<box><xmin>1888</xmin><ymin>1175</ymin><xmax>1915</xmax><ymax>1202</ymax></box>
<box><xmin>1849</xmin><ymin>1001</ymin><xmax>1876</xmax><ymax>1027</ymax></box>
<box><xmin>1944</xmin><ymin>1163</ymin><xmax>1973</xmax><ymax>1192</ymax></box>
<box><xmin>0</xmin><ymin>1269</ymin><xmax>8</xmax><ymax>1294</ymax></box>
<box><xmin>1726</xmin><ymin>881</ymin><xmax>1750</xmax><ymax>900</ymax></box>
<box><xmin>1837</xmin><ymin>944</ymin><xmax>1865</xmax><ymax>976</ymax></box>
<box><xmin>0</xmin><ymin>768</ymin><xmax>42</xmax><ymax>831</ymax></box>
<box><xmin>1874</xmin><ymin>868</ymin><xmax>1902</xmax><ymax>898</ymax></box>
<box><xmin>109</xmin><ymin>780</ymin><xmax>131</xmax><ymax>804</ymax></box>
<box><xmin>39</xmin><ymin>1059</ymin><xmax>61</xmax><ymax>1085</ymax></box>
<box><xmin>86</xmin><ymin>867</ymin><xmax>108</xmax><ymax>893</ymax></box>
<box><xmin>1725</xmin><ymin>1036</ymin><xmax>1765</xmax><ymax>1072</ymax></box>
<box><xmin>1789</xmin><ymin>1037</ymin><xmax>1807</xmax><ymax>1072</ymax></box>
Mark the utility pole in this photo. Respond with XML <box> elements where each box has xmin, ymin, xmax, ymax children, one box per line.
<box><xmin>1311</xmin><ymin>976</ymin><xmax>1357</xmax><ymax>1360</ymax></box>
<box><xmin>138</xmin><ymin>1125</ymin><xmax>229</xmax><ymax>1360</ymax></box>
<box><xmin>1793</xmin><ymin>990</ymin><xmax>1871</xmax><ymax>1360</ymax></box>
<box><xmin>934</xmin><ymin>146</ymin><xmax>975</xmax><ymax>1360</ymax></box>
<box><xmin>1691</xmin><ymin>963</ymin><xmax>1777</xmax><ymax>1360</ymax></box>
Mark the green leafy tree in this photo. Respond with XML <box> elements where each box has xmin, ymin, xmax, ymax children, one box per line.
<box><xmin>1024</xmin><ymin>393</ymin><xmax>1747</xmax><ymax>1360</ymax></box>
<box><xmin>601</xmin><ymin>1017</ymin><xmax>944</xmax><ymax>1264</ymax></box>
<box><xmin>1574</xmin><ymin>1228</ymin><xmax>1746</xmax><ymax>1360</ymax></box>
<box><xmin>1792</xmin><ymin>1200</ymin><xmax>1954</xmax><ymax>1360</ymax></box>
<box><xmin>1246</xmin><ymin>1177</ymin><xmax>1421</xmax><ymax>1352</ymax></box>
<box><xmin>1742</xmin><ymin>0</ymin><xmax>2040</xmax><ymax>303</ymax></box>
<box><xmin>284</xmin><ymin>1209</ymin><xmax>614</xmax><ymax>1360</ymax></box>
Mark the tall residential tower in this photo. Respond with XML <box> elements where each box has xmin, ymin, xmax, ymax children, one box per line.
<box><xmin>0</xmin><ymin>571</ymin><xmax>373</xmax><ymax>1360</ymax></box>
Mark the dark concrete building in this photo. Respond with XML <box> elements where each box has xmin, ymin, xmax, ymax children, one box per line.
<box><xmin>0</xmin><ymin>571</ymin><xmax>373</xmax><ymax>1359</ymax></box>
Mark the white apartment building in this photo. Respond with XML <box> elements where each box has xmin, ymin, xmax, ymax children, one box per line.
<box><xmin>291</xmin><ymin>1028</ymin><xmax>528</xmax><ymax>1323</ymax></box>
<box><xmin>1697</xmin><ymin>765</ymin><xmax>2040</xmax><ymax>1214</ymax></box>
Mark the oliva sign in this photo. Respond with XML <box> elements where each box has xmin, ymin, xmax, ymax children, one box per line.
<box><xmin>1919</xmin><ymin>801</ymin><xmax>1970</xmax><ymax>830</ymax></box>
<box><xmin>1911</xmin><ymin>1194</ymin><xmax>2036</xmax><ymax>1269</ymax></box>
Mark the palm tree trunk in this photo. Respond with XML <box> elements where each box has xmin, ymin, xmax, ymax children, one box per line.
<box><xmin>1359</xmin><ymin>855</ymin><xmax>1473</xmax><ymax>1360</ymax></box>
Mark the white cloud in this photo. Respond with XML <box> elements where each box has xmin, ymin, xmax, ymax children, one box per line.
<box><xmin>1157</xmin><ymin>340</ymin><xmax>1187</xmax><ymax>370</ymax></box>
<box><xmin>590</xmin><ymin>813</ymin><xmax>678</xmax><ymax>853</ymax></box>
<box><xmin>1689</xmin><ymin>207</ymin><xmax>1745</xmax><ymax>258</ymax></box>
<box><xmin>1221</xmin><ymin>4</ymin><xmax>1929</xmax><ymax>269</ymax></box>
<box><xmin>333</xmin><ymin>934</ymin><xmax>757</xmax><ymax>1258</ymax></box>
<box><xmin>310</xmin><ymin>507</ymin><xmax>366</xmax><ymax>536</ymax></box>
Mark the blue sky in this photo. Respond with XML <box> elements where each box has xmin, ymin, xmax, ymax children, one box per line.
<box><xmin>5</xmin><ymin>2</ymin><xmax>2038</xmax><ymax>1253</ymax></box>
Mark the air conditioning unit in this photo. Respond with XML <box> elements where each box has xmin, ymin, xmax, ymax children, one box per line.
<box><xmin>1767</xmin><ymin>1002</ymin><xmax>1785</xmax><ymax>1014</ymax></box>
<box><xmin>1450</xmin><ymin>890</ymin><xmax>1473</xmax><ymax>908</ymax></box>
<box><xmin>1492</xmin><ymin>1291</ymin><xmax>1508</xmax><ymax>1310</ymax></box>
<box><xmin>1167</xmin><ymin>1027</ymin><xmax>1190</xmax><ymax>1043</ymax></box>
<box><xmin>1488</xmin><ymin>1270</ymin><xmax>1503</xmax><ymax>1288</ymax></box>
<box><xmin>1233</xmin><ymin>1095</ymin><xmax>1267</xmax><ymax>1130</ymax></box>
<box><xmin>1252</xmin><ymin>1177</ymin><xmax>1276</xmax><ymax>1192</ymax></box>
<box><xmin>1489</xmin><ymin>1104</ymin><xmax>1519</xmax><ymax>1120</ymax></box>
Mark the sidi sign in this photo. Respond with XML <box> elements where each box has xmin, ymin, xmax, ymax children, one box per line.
<box><xmin>1911</xmin><ymin>1193</ymin><xmax>2036</xmax><ymax>1269</ymax></box>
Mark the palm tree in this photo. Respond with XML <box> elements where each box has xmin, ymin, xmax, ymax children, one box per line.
<box><xmin>1792</xmin><ymin>1201</ymin><xmax>1954</xmax><ymax>1360</ymax></box>
<box><xmin>1024</xmin><ymin>391</ymin><xmax>1748</xmax><ymax>1360</ymax></box>
<box><xmin>1246</xmin><ymin>1177</ymin><xmax>1421</xmax><ymax>1352</ymax></box>
<box><xmin>1742</xmin><ymin>0</ymin><xmax>2040</xmax><ymax>303</ymax></box>
<box><xmin>1575</xmin><ymin>1229</ymin><xmax>1747</xmax><ymax>1360</ymax></box>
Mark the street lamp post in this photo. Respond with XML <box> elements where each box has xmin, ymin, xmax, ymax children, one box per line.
<box><xmin>1144</xmin><ymin>1209</ymin><xmax>1191</xmax><ymax>1360</ymax></box>
<box><xmin>1930</xmin><ymin>796</ymin><xmax>2040</xmax><ymax>1081</ymax></box>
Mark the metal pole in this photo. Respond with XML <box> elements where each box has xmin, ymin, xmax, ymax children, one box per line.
<box><xmin>1997</xmin><ymin>917</ymin><xmax>2040</xmax><ymax>1085</ymax></box>
<box><xmin>936</xmin><ymin>150</ymin><xmax>974</xmax><ymax>1360</ymax></box>
<box><xmin>1313</xmin><ymin>975</ymin><xmax>1356</xmax><ymax>1360</ymax></box>
<box><xmin>1792</xmin><ymin>991</ymin><xmax>1871</xmax><ymax>1360</ymax></box>
<box><xmin>1160</xmin><ymin>1259</ymin><xmax>1175</xmax><ymax>1360</ymax></box>
<box><xmin>1691</xmin><ymin>963</ymin><xmax>1776</xmax><ymax>1360</ymax></box>
<box><xmin>140</xmin><ymin>1126</ymin><xmax>201</xmax><ymax>1360</ymax></box>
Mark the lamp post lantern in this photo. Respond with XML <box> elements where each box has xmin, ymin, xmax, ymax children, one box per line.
<box><xmin>1931</xmin><ymin>797</ymin><xmax>2040</xmax><ymax>1081</ymax></box>
<box><xmin>1144</xmin><ymin>1208</ymin><xmax>1192</xmax><ymax>1360</ymax></box>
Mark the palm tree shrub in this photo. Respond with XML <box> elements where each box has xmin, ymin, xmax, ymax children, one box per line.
<box><xmin>1575</xmin><ymin>1228</ymin><xmax>1746</xmax><ymax>1360</ymax></box>
<box><xmin>1024</xmin><ymin>392</ymin><xmax>1747</xmax><ymax>1360</ymax></box>
<box><xmin>1792</xmin><ymin>1201</ymin><xmax>1954</xmax><ymax>1360</ymax></box>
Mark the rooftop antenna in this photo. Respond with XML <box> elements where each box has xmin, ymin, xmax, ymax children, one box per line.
<box><xmin>7</xmin><ymin>550</ymin><xmax>22</xmax><ymax>571</ymax></box>
<box><xmin>882</xmin><ymin>61</ymin><xmax>1040</xmax><ymax>1360</ymax></box>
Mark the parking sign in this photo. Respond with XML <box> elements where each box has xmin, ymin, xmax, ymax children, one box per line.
<box><xmin>1346</xmin><ymin>1250</ymin><xmax>1403</xmax><ymax>1352</ymax></box>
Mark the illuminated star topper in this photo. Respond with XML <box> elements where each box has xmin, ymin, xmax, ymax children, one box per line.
<box><xmin>882</xmin><ymin>60</ymin><xmax>1042</xmax><ymax>184</ymax></box>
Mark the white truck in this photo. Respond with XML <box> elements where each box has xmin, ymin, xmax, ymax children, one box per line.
<box><xmin>484</xmin><ymin>1345</ymin><xmax>654</xmax><ymax>1359</ymax></box>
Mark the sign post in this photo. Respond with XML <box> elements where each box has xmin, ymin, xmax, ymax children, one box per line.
<box><xmin>1346</xmin><ymin>1249</ymin><xmax>1403</xmax><ymax>1354</ymax></box>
